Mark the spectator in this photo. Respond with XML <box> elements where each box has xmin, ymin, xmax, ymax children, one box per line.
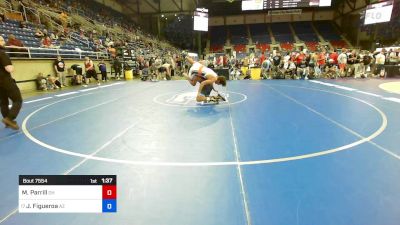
<box><xmin>329</xmin><ymin>49</ymin><xmax>339</xmax><ymax>65</ymax></box>
<box><xmin>35</xmin><ymin>29</ymin><xmax>45</xmax><ymax>38</ymax></box>
<box><xmin>6</xmin><ymin>34</ymin><xmax>24</xmax><ymax>48</ymax></box>
<box><xmin>389</xmin><ymin>49</ymin><xmax>398</xmax><ymax>65</ymax></box>
<box><xmin>318</xmin><ymin>50</ymin><xmax>326</xmax><ymax>70</ymax></box>
<box><xmin>84</xmin><ymin>56</ymin><xmax>100</xmax><ymax>86</ymax></box>
<box><xmin>325</xmin><ymin>59</ymin><xmax>338</xmax><ymax>79</ymax></box>
<box><xmin>43</xmin><ymin>29</ymin><xmax>48</xmax><ymax>36</ymax></box>
<box><xmin>260</xmin><ymin>56</ymin><xmax>271</xmax><ymax>79</ymax></box>
<box><xmin>41</xmin><ymin>36</ymin><xmax>54</xmax><ymax>48</ymax></box>
<box><xmin>6</xmin><ymin>34</ymin><xmax>26</xmax><ymax>57</ymax></box>
<box><xmin>70</xmin><ymin>64</ymin><xmax>83</xmax><ymax>85</ymax></box>
<box><xmin>108</xmin><ymin>45</ymin><xmax>116</xmax><ymax>58</ymax></box>
<box><xmin>297</xmin><ymin>57</ymin><xmax>309</xmax><ymax>80</ymax></box>
<box><xmin>54</xmin><ymin>55</ymin><xmax>67</xmax><ymax>86</ymax></box>
<box><xmin>50</xmin><ymin>32</ymin><xmax>59</xmax><ymax>41</ymax></box>
<box><xmin>346</xmin><ymin>50</ymin><xmax>357</xmax><ymax>77</ymax></box>
<box><xmin>20</xmin><ymin>21</ymin><xmax>28</xmax><ymax>29</ymax></box>
<box><xmin>98</xmin><ymin>60</ymin><xmax>107</xmax><ymax>82</ymax></box>
<box><xmin>361</xmin><ymin>51</ymin><xmax>372</xmax><ymax>78</ymax></box>
<box><xmin>59</xmin><ymin>11</ymin><xmax>68</xmax><ymax>28</ymax></box>
<box><xmin>337</xmin><ymin>49</ymin><xmax>347</xmax><ymax>77</ymax></box>
<box><xmin>113</xmin><ymin>57</ymin><xmax>122</xmax><ymax>80</ymax></box>
<box><xmin>375</xmin><ymin>51</ymin><xmax>386</xmax><ymax>77</ymax></box>
<box><xmin>47</xmin><ymin>74</ymin><xmax>61</xmax><ymax>89</ymax></box>
<box><xmin>271</xmin><ymin>52</ymin><xmax>282</xmax><ymax>75</ymax></box>
<box><xmin>36</xmin><ymin>73</ymin><xmax>48</xmax><ymax>91</ymax></box>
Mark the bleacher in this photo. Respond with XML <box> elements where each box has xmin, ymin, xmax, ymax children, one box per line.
<box><xmin>305</xmin><ymin>42</ymin><xmax>319</xmax><ymax>51</ymax></box>
<box><xmin>233</xmin><ymin>44</ymin><xmax>246</xmax><ymax>52</ymax></box>
<box><xmin>1</xmin><ymin>19</ymin><xmax>101</xmax><ymax>58</ymax></box>
<box><xmin>314</xmin><ymin>21</ymin><xmax>342</xmax><ymax>41</ymax></box>
<box><xmin>280</xmin><ymin>42</ymin><xmax>294</xmax><ymax>51</ymax></box>
<box><xmin>208</xmin><ymin>19</ymin><xmax>355</xmax><ymax>53</ymax></box>
<box><xmin>293</xmin><ymin>22</ymin><xmax>319</xmax><ymax>42</ymax></box>
<box><xmin>330</xmin><ymin>40</ymin><xmax>348</xmax><ymax>49</ymax></box>
<box><xmin>0</xmin><ymin>22</ymin><xmax>40</xmax><ymax>48</ymax></box>
<box><xmin>314</xmin><ymin>21</ymin><xmax>349</xmax><ymax>49</ymax></box>
<box><xmin>249</xmin><ymin>24</ymin><xmax>271</xmax><ymax>45</ymax></box>
<box><xmin>270</xmin><ymin>23</ymin><xmax>294</xmax><ymax>43</ymax></box>
<box><xmin>229</xmin><ymin>25</ymin><xmax>248</xmax><ymax>45</ymax></box>
<box><xmin>210</xmin><ymin>26</ymin><xmax>227</xmax><ymax>52</ymax></box>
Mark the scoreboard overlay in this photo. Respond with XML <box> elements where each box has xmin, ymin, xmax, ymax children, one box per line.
<box><xmin>18</xmin><ymin>175</ymin><xmax>117</xmax><ymax>213</ymax></box>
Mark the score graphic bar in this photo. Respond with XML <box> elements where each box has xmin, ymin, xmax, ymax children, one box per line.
<box><xmin>19</xmin><ymin>175</ymin><xmax>117</xmax><ymax>213</ymax></box>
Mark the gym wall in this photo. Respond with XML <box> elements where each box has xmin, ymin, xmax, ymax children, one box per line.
<box><xmin>12</xmin><ymin>59</ymin><xmax>112</xmax><ymax>92</ymax></box>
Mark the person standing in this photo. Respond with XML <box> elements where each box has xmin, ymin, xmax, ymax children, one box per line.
<box><xmin>337</xmin><ymin>49</ymin><xmax>348</xmax><ymax>77</ymax></box>
<box><xmin>0</xmin><ymin>35</ymin><xmax>22</xmax><ymax>130</ymax></box>
<box><xmin>113</xmin><ymin>57</ymin><xmax>122</xmax><ymax>80</ymax></box>
<box><xmin>375</xmin><ymin>51</ymin><xmax>386</xmax><ymax>77</ymax></box>
<box><xmin>54</xmin><ymin>55</ymin><xmax>67</xmax><ymax>86</ymax></box>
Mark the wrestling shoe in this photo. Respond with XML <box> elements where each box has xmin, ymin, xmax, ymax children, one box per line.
<box><xmin>2</xmin><ymin>118</ymin><xmax>19</xmax><ymax>130</ymax></box>
<box><xmin>208</xmin><ymin>96</ymin><xmax>220</xmax><ymax>104</ymax></box>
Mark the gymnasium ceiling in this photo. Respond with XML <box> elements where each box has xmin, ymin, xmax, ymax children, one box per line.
<box><xmin>118</xmin><ymin>0</ymin><xmax>370</xmax><ymax>17</ymax></box>
<box><xmin>117</xmin><ymin>0</ymin><xmax>198</xmax><ymax>16</ymax></box>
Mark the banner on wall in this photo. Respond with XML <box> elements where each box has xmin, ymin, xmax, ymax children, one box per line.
<box><xmin>268</xmin><ymin>9</ymin><xmax>302</xmax><ymax>15</ymax></box>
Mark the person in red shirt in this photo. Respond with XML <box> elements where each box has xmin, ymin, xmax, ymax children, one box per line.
<box><xmin>259</xmin><ymin>52</ymin><xmax>265</xmax><ymax>64</ymax></box>
<box><xmin>83</xmin><ymin>56</ymin><xmax>100</xmax><ymax>86</ymax></box>
<box><xmin>317</xmin><ymin>51</ymin><xmax>326</xmax><ymax>70</ymax></box>
<box><xmin>41</xmin><ymin>36</ymin><xmax>53</xmax><ymax>48</ymax></box>
<box><xmin>6</xmin><ymin>34</ymin><xmax>26</xmax><ymax>57</ymax></box>
<box><xmin>296</xmin><ymin>52</ymin><xmax>305</xmax><ymax>65</ymax></box>
<box><xmin>329</xmin><ymin>49</ymin><xmax>339</xmax><ymax>65</ymax></box>
<box><xmin>6</xmin><ymin>34</ymin><xmax>24</xmax><ymax>47</ymax></box>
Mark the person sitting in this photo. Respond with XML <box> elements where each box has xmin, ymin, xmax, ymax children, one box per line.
<box><xmin>6</xmin><ymin>34</ymin><xmax>26</xmax><ymax>57</ymax></box>
<box><xmin>50</xmin><ymin>32</ymin><xmax>59</xmax><ymax>41</ymax></box>
<box><xmin>324</xmin><ymin>59</ymin><xmax>339</xmax><ymax>79</ymax></box>
<box><xmin>35</xmin><ymin>28</ymin><xmax>45</xmax><ymax>38</ymax></box>
<box><xmin>20</xmin><ymin>21</ymin><xmax>28</xmax><ymax>29</ymax></box>
<box><xmin>283</xmin><ymin>59</ymin><xmax>297</xmax><ymax>79</ymax></box>
<box><xmin>297</xmin><ymin>58</ymin><xmax>309</xmax><ymax>80</ymax></box>
<box><xmin>41</xmin><ymin>36</ymin><xmax>54</xmax><ymax>48</ymax></box>
<box><xmin>36</xmin><ymin>73</ymin><xmax>47</xmax><ymax>90</ymax></box>
<box><xmin>243</xmin><ymin>69</ymin><xmax>252</xmax><ymax>80</ymax></box>
<box><xmin>6</xmin><ymin>34</ymin><xmax>24</xmax><ymax>48</ymax></box>
<box><xmin>46</xmin><ymin>74</ymin><xmax>61</xmax><ymax>89</ymax></box>
<box><xmin>230</xmin><ymin>66</ymin><xmax>241</xmax><ymax>80</ymax></box>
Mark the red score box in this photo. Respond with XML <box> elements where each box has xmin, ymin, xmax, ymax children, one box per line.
<box><xmin>102</xmin><ymin>185</ymin><xmax>117</xmax><ymax>199</ymax></box>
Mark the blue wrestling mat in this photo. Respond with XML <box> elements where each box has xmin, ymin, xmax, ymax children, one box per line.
<box><xmin>1</xmin><ymin>79</ymin><xmax>400</xmax><ymax>225</ymax></box>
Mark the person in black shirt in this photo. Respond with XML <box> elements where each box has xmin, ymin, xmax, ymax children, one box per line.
<box><xmin>346</xmin><ymin>50</ymin><xmax>356</xmax><ymax>77</ymax></box>
<box><xmin>54</xmin><ymin>55</ymin><xmax>67</xmax><ymax>86</ymax></box>
<box><xmin>272</xmin><ymin>53</ymin><xmax>282</xmax><ymax>78</ymax></box>
<box><xmin>361</xmin><ymin>51</ymin><xmax>372</xmax><ymax>78</ymax></box>
<box><xmin>113</xmin><ymin>57</ymin><xmax>122</xmax><ymax>80</ymax></box>
<box><xmin>0</xmin><ymin>36</ymin><xmax>22</xmax><ymax>130</ymax></box>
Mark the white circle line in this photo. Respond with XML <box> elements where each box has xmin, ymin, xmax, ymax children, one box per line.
<box><xmin>153</xmin><ymin>91</ymin><xmax>248</xmax><ymax>107</ymax></box>
<box><xmin>22</xmin><ymin>85</ymin><xmax>387</xmax><ymax>167</ymax></box>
